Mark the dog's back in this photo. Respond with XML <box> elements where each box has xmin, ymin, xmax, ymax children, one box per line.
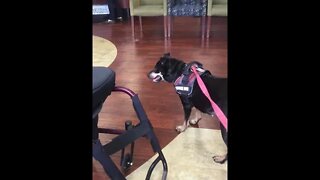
<box><xmin>190</xmin><ymin>72</ymin><xmax>227</xmax><ymax>117</ymax></box>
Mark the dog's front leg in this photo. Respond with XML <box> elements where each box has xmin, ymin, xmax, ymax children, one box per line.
<box><xmin>189</xmin><ymin>108</ymin><xmax>202</xmax><ymax>125</ymax></box>
<box><xmin>176</xmin><ymin>98</ymin><xmax>193</xmax><ymax>133</ymax></box>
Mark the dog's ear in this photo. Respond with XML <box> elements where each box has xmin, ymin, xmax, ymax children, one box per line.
<box><xmin>163</xmin><ymin>52</ymin><xmax>170</xmax><ymax>57</ymax></box>
<box><xmin>194</xmin><ymin>61</ymin><xmax>203</xmax><ymax>68</ymax></box>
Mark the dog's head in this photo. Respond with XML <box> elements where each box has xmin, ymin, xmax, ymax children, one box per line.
<box><xmin>148</xmin><ymin>53</ymin><xmax>186</xmax><ymax>83</ymax></box>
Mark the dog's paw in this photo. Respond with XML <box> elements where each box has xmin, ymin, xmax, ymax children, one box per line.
<box><xmin>213</xmin><ymin>155</ymin><xmax>227</xmax><ymax>164</ymax></box>
<box><xmin>176</xmin><ymin>125</ymin><xmax>187</xmax><ymax>133</ymax></box>
<box><xmin>189</xmin><ymin>118</ymin><xmax>201</xmax><ymax>125</ymax></box>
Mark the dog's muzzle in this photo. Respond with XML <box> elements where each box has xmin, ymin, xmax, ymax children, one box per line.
<box><xmin>148</xmin><ymin>71</ymin><xmax>164</xmax><ymax>83</ymax></box>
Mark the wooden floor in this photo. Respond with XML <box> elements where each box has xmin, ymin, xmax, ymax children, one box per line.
<box><xmin>92</xmin><ymin>15</ymin><xmax>227</xmax><ymax>180</ymax></box>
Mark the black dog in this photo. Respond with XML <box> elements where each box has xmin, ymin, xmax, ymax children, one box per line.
<box><xmin>148</xmin><ymin>53</ymin><xmax>228</xmax><ymax>163</ymax></box>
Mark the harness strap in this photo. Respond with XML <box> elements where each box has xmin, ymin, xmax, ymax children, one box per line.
<box><xmin>174</xmin><ymin>62</ymin><xmax>204</xmax><ymax>97</ymax></box>
<box><xmin>191</xmin><ymin>66</ymin><xmax>228</xmax><ymax>131</ymax></box>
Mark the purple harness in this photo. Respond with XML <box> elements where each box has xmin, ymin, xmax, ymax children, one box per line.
<box><xmin>173</xmin><ymin>62</ymin><xmax>204</xmax><ymax>97</ymax></box>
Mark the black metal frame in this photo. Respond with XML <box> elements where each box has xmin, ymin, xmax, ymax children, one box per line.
<box><xmin>92</xmin><ymin>86</ymin><xmax>168</xmax><ymax>180</ymax></box>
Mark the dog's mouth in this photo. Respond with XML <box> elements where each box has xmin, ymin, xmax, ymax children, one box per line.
<box><xmin>153</xmin><ymin>76</ymin><xmax>162</xmax><ymax>82</ymax></box>
<box><xmin>148</xmin><ymin>72</ymin><xmax>164</xmax><ymax>83</ymax></box>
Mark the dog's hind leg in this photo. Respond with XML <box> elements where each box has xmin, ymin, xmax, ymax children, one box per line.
<box><xmin>176</xmin><ymin>98</ymin><xmax>193</xmax><ymax>133</ymax></box>
<box><xmin>213</xmin><ymin>154</ymin><xmax>227</xmax><ymax>164</ymax></box>
<box><xmin>213</xmin><ymin>125</ymin><xmax>228</xmax><ymax>163</ymax></box>
<box><xmin>189</xmin><ymin>108</ymin><xmax>202</xmax><ymax>125</ymax></box>
<box><xmin>213</xmin><ymin>102</ymin><xmax>228</xmax><ymax>164</ymax></box>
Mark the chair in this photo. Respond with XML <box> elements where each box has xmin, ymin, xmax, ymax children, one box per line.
<box><xmin>129</xmin><ymin>0</ymin><xmax>168</xmax><ymax>38</ymax></box>
<box><xmin>167</xmin><ymin>0</ymin><xmax>208</xmax><ymax>38</ymax></box>
<box><xmin>92</xmin><ymin>67</ymin><xmax>168</xmax><ymax>180</ymax></box>
<box><xmin>206</xmin><ymin>0</ymin><xmax>227</xmax><ymax>38</ymax></box>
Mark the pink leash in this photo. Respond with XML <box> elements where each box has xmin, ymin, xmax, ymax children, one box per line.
<box><xmin>191</xmin><ymin>66</ymin><xmax>228</xmax><ymax>131</ymax></box>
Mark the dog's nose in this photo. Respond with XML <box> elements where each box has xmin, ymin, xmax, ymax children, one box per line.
<box><xmin>147</xmin><ymin>70</ymin><xmax>154</xmax><ymax>79</ymax></box>
<box><xmin>147</xmin><ymin>70</ymin><xmax>158</xmax><ymax>78</ymax></box>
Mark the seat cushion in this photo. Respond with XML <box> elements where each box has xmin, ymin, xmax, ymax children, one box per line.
<box><xmin>92</xmin><ymin>67</ymin><xmax>115</xmax><ymax>117</ymax></box>
<box><xmin>210</xmin><ymin>5</ymin><xmax>227</xmax><ymax>16</ymax></box>
<box><xmin>132</xmin><ymin>5</ymin><xmax>164</xmax><ymax>16</ymax></box>
<box><xmin>170</xmin><ymin>4</ymin><xmax>206</xmax><ymax>16</ymax></box>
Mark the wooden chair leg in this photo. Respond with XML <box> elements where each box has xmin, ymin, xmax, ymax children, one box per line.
<box><xmin>167</xmin><ymin>16</ymin><xmax>171</xmax><ymax>38</ymax></box>
<box><xmin>164</xmin><ymin>16</ymin><xmax>167</xmax><ymax>38</ymax></box>
<box><xmin>139</xmin><ymin>16</ymin><xmax>142</xmax><ymax>32</ymax></box>
<box><xmin>131</xmin><ymin>16</ymin><xmax>135</xmax><ymax>38</ymax></box>
<box><xmin>201</xmin><ymin>16</ymin><xmax>206</xmax><ymax>39</ymax></box>
<box><xmin>139</xmin><ymin>16</ymin><xmax>143</xmax><ymax>37</ymax></box>
<box><xmin>206</xmin><ymin>16</ymin><xmax>212</xmax><ymax>38</ymax></box>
